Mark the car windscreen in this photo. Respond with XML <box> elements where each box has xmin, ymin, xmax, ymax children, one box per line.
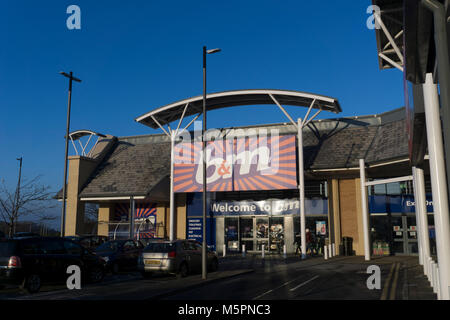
<box><xmin>144</xmin><ymin>242</ymin><xmax>176</xmax><ymax>253</ymax></box>
<box><xmin>95</xmin><ymin>241</ymin><xmax>120</xmax><ymax>252</ymax></box>
<box><xmin>0</xmin><ymin>241</ymin><xmax>17</xmax><ymax>257</ymax></box>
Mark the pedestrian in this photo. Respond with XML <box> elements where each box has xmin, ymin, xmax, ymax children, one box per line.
<box><xmin>294</xmin><ymin>232</ymin><xmax>302</xmax><ymax>255</ymax></box>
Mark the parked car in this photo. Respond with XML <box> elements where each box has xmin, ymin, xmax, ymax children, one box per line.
<box><xmin>94</xmin><ymin>239</ymin><xmax>144</xmax><ymax>274</ymax></box>
<box><xmin>0</xmin><ymin>237</ymin><xmax>105</xmax><ymax>293</ymax></box>
<box><xmin>138</xmin><ymin>239</ymin><xmax>219</xmax><ymax>278</ymax></box>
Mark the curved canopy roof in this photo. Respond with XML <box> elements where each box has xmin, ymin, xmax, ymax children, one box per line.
<box><xmin>135</xmin><ymin>89</ymin><xmax>342</xmax><ymax>129</ymax></box>
<box><xmin>69</xmin><ymin>130</ymin><xmax>106</xmax><ymax>141</ymax></box>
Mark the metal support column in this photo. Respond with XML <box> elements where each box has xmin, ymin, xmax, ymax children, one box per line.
<box><xmin>130</xmin><ymin>196</ymin><xmax>135</xmax><ymax>239</ymax></box>
<box><xmin>412</xmin><ymin>167</ymin><xmax>424</xmax><ymax>266</ymax></box>
<box><xmin>359</xmin><ymin>159</ymin><xmax>371</xmax><ymax>261</ymax></box>
<box><xmin>297</xmin><ymin>118</ymin><xmax>306</xmax><ymax>259</ymax></box>
<box><xmin>170</xmin><ymin>131</ymin><xmax>176</xmax><ymax>241</ymax></box>
<box><xmin>423</xmin><ymin>73</ymin><xmax>450</xmax><ymax>300</ymax></box>
<box><xmin>414</xmin><ymin>166</ymin><xmax>431</xmax><ymax>275</ymax></box>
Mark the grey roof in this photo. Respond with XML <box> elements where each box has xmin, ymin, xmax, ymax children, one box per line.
<box><xmin>78</xmin><ymin>107</ymin><xmax>409</xmax><ymax>199</ymax></box>
<box><xmin>79</xmin><ymin>140</ymin><xmax>171</xmax><ymax>199</ymax></box>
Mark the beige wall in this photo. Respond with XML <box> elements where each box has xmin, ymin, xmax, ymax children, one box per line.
<box><xmin>329</xmin><ymin>179</ymin><xmax>342</xmax><ymax>247</ymax></box>
<box><xmin>338</xmin><ymin>178</ymin><xmax>365</xmax><ymax>255</ymax></box>
<box><xmin>65</xmin><ymin>156</ymin><xmax>98</xmax><ymax>236</ymax></box>
<box><xmin>98</xmin><ymin>203</ymin><xmax>114</xmax><ymax>236</ymax></box>
<box><xmin>155</xmin><ymin>203</ymin><xmax>168</xmax><ymax>238</ymax></box>
<box><xmin>176</xmin><ymin>194</ymin><xmax>187</xmax><ymax>240</ymax></box>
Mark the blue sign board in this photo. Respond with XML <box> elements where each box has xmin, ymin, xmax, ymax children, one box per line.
<box><xmin>369</xmin><ymin>194</ymin><xmax>434</xmax><ymax>213</ymax></box>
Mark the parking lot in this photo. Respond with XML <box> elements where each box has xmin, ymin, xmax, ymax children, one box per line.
<box><xmin>0</xmin><ymin>253</ymin><xmax>437</xmax><ymax>300</ymax></box>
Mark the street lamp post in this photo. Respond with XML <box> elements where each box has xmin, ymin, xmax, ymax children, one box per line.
<box><xmin>202</xmin><ymin>46</ymin><xmax>221</xmax><ymax>280</ymax></box>
<box><xmin>59</xmin><ymin>71</ymin><xmax>81</xmax><ymax>237</ymax></box>
<box><xmin>12</xmin><ymin>157</ymin><xmax>22</xmax><ymax>236</ymax></box>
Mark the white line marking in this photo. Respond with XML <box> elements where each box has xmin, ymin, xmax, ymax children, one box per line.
<box><xmin>289</xmin><ymin>275</ymin><xmax>320</xmax><ymax>291</ymax></box>
<box><xmin>253</xmin><ymin>275</ymin><xmax>315</xmax><ymax>300</ymax></box>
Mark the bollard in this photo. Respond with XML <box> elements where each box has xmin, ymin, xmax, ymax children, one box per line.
<box><xmin>324</xmin><ymin>246</ymin><xmax>328</xmax><ymax>260</ymax></box>
<box><xmin>242</xmin><ymin>244</ymin><xmax>246</xmax><ymax>258</ymax></box>
<box><xmin>283</xmin><ymin>244</ymin><xmax>287</xmax><ymax>259</ymax></box>
<box><xmin>328</xmin><ymin>244</ymin><xmax>332</xmax><ymax>258</ymax></box>
<box><xmin>332</xmin><ymin>243</ymin><xmax>336</xmax><ymax>257</ymax></box>
<box><xmin>223</xmin><ymin>244</ymin><xmax>226</xmax><ymax>258</ymax></box>
<box><xmin>262</xmin><ymin>244</ymin><xmax>265</xmax><ymax>259</ymax></box>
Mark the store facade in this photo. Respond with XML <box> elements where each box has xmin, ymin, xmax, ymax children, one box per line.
<box><xmin>61</xmin><ymin>104</ymin><xmax>433</xmax><ymax>257</ymax></box>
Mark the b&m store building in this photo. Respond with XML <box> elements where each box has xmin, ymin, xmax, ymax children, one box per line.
<box><xmin>60</xmin><ymin>90</ymin><xmax>436</xmax><ymax>257</ymax></box>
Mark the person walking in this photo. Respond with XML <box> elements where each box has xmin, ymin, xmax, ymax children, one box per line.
<box><xmin>294</xmin><ymin>232</ymin><xmax>302</xmax><ymax>255</ymax></box>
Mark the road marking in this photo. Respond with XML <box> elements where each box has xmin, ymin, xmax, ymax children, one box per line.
<box><xmin>252</xmin><ymin>275</ymin><xmax>316</xmax><ymax>300</ymax></box>
<box><xmin>289</xmin><ymin>275</ymin><xmax>320</xmax><ymax>291</ymax></box>
<box><xmin>380</xmin><ymin>263</ymin><xmax>396</xmax><ymax>300</ymax></box>
<box><xmin>389</xmin><ymin>263</ymin><xmax>401</xmax><ymax>300</ymax></box>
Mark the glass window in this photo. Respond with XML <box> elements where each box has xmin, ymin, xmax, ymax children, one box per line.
<box><xmin>41</xmin><ymin>239</ymin><xmax>65</xmax><ymax>254</ymax></box>
<box><xmin>144</xmin><ymin>242</ymin><xmax>176</xmax><ymax>253</ymax></box>
<box><xmin>256</xmin><ymin>218</ymin><xmax>268</xmax><ymax>238</ymax></box>
<box><xmin>97</xmin><ymin>242</ymin><xmax>117</xmax><ymax>252</ymax></box>
<box><xmin>64</xmin><ymin>240</ymin><xmax>83</xmax><ymax>255</ymax></box>
<box><xmin>123</xmin><ymin>241</ymin><xmax>135</xmax><ymax>250</ymax></box>
<box><xmin>20</xmin><ymin>240</ymin><xmax>41</xmax><ymax>255</ymax></box>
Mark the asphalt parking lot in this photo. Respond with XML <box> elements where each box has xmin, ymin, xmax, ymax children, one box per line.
<box><xmin>0</xmin><ymin>254</ymin><xmax>437</xmax><ymax>300</ymax></box>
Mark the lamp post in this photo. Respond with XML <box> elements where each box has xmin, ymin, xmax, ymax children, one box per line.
<box><xmin>59</xmin><ymin>71</ymin><xmax>81</xmax><ymax>237</ymax></box>
<box><xmin>202</xmin><ymin>46</ymin><xmax>221</xmax><ymax>280</ymax></box>
<box><xmin>12</xmin><ymin>157</ymin><xmax>22</xmax><ymax>236</ymax></box>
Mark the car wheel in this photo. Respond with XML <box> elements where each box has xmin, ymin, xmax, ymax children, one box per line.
<box><xmin>89</xmin><ymin>266</ymin><xmax>104</xmax><ymax>283</ymax></box>
<box><xmin>112</xmin><ymin>263</ymin><xmax>120</xmax><ymax>274</ymax></box>
<box><xmin>177</xmin><ymin>262</ymin><xmax>189</xmax><ymax>278</ymax></box>
<box><xmin>209</xmin><ymin>258</ymin><xmax>219</xmax><ymax>272</ymax></box>
<box><xmin>23</xmin><ymin>274</ymin><xmax>41</xmax><ymax>294</ymax></box>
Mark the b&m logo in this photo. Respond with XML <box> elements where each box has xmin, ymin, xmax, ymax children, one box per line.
<box><xmin>173</xmin><ymin>135</ymin><xmax>297</xmax><ymax>192</ymax></box>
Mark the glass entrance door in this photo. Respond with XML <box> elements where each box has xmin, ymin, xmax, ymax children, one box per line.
<box><xmin>240</xmin><ymin>218</ymin><xmax>254</xmax><ymax>251</ymax></box>
<box><xmin>255</xmin><ymin>217</ymin><xmax>269</xmax><ymax>252</ymax></box>
<box><xmin>391</xmin><ymin>214</ymin><xmax>418</xmax><ymax>255</ymax></box>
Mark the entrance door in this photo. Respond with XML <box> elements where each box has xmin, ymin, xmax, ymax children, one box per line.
<box><xmin>240</xmin><ymin>218</ymin><xmax>254</xmax><ymax>251</ymax></box>
<box><xmin>255</xmin><ymin>217</ymin><xmax>269</xmax><ymax>252</ymax></box>
<box><xmin>391</xmin><ymin>214</ymin><xmax>418</xmax><ymax>255</ymax></box>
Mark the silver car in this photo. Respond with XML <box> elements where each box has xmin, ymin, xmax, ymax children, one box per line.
<box><xmin>138</xmin><ymin>240</ymin><xmax>218</xmax><ymax>278</ymax></box>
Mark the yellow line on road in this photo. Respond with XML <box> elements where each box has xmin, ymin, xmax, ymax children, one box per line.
<box><xmin>380</xmin><ymin>263</ymin><xmax>396</xmax><ymax>300</ymax></box>
<box><xmin>389</xmin><ymin>263</ymin><xmax>401</xmax><ymax>300</ymax></box>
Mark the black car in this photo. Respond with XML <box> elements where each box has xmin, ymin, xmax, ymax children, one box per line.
<box><xmin>0</xmin><ymin>237</ymin><xmax>105</xmax><ymax>293</ymax></box>
<box><xmin>94</xmin><ymin>239</ymin><xmax>144</xmax><ymax>274</ymax></box>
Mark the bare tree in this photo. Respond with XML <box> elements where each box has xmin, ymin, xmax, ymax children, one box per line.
<box><xmin>0</xmin><ymin>175</ymin><xmax>56</xmax><ymax>237</ymax></box>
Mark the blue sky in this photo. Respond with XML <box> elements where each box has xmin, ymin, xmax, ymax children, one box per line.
<box><xmin>0</xmin><ymin>1</ymin><xmax>404</xmax><ymax>226</ymax></box>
